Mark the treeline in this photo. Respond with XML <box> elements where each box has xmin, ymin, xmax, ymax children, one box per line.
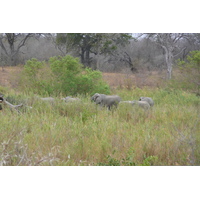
<box><xmin>0</xmin><ymin>33</ymin><xmax>200</xmax><ymax>74</ymax></box>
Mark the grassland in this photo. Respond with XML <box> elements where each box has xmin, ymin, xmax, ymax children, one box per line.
<box><xmin>0</xmin><ymin>84</ymin><xmax>199</xmax><ymax>166</ymax></box>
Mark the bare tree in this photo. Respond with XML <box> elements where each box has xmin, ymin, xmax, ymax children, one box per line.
<box><xmin>144</xmin><ymin>33</ymin><xmax>189</xmax><ymax>79</ymax></box>
<box><xmin>0</xmin><ymin>33</ymin><xmax>34</xmax><ymax>65</ymax></box>
<box><xmin>45</xmin><ymin>33</ymin><xmax>67</xmax><ymax>56</ymax></box>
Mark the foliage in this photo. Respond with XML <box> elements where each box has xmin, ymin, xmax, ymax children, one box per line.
<box><xmin>23</xmin><ymin>58</ymin><xmax>44</xmax><ymax>77</ymax></box>
<box><xmin>76</xmin><ymin>68</ymin><xmax>110</xmax><ymax>95</ymax></box>
<box><xmin>171</xmin><ymin>51</ymin><xmax>200</xmax><ymax>95</ymax></box>
<box><xmin>19</xmin><ymin>55</ymin><xmax>110</xmax><ymax>96</ymax></box>
<box><xmin>56</xmin><ymin>33</ymin><xmax>132</xmax><ymax>67</ymax></box>
<box><xmin>19</xmin><ymin>58</ymin><xmax>55</xmax><ymax>96</ymax></box>
<box><xmin>142</xmin><ymin>155</ymin><xmax>158</xmax><ymax>166</ymax></box>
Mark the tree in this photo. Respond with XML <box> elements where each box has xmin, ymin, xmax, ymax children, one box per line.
<box><xmin>144</xmin><ymin>33</ymin><xmax>190</xmax><ymax>79</ymax></box>
<box><xmin>178</xmin><ymin>33</ymin><xmax>200</xmax><ymax>60</ymax></box>
<box><xmin>56</xmin><ymin>33</ymin><xmax>132</xmax><ymax>68</ymax></box>
<box><xmin>176</xmin><ymin>51</ymin><xmax>200</xmax><ymax>95</ymax></box>
<box><xmin>0</xmin><ymin>33</ymin><xmax>34</xmax><ymax>65</ymax></box>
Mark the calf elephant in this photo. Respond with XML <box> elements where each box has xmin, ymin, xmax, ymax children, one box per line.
<box><xmin>62</xmin><ymin>96</ymin><xmax>81</xmax><ymax>103</ymax></box>
<box><xmin>120</xmin><ymin>100</ymin><xmax>150</xmax><ymax>110</ymax></box>
<box><xmin>139</xmin><ymin>97</ymin><xmax>154</xmax><ymax>107</ymax></box>
<box><xmin>91</xmin><ymin>93</ymin><xmax>121</xmax><ymax>110</ymax></box>
<box><xmin>40</xmin><ymin>97</ymin><xmax>55</xmax><ymax>102</ymax></box>
<box><xmin>132</xmin><ymin>100</ymin><xmax>150</xmax><ymax>110</ymax></box>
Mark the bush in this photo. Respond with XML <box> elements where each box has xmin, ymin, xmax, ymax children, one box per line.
<box><xmin>19</xmin><ymin>55</ymin><xmax>110</xmax><ymax>96</ymax></box>
<box><xmin>171</xmin><ymin>51</ymin><xmax>200</xmax><ymax>95</ymax></box>
<box><xmin>49</xmin><ymin>56</ymin><xmax>110</xmax><ymax>95</ymax></box>
<box><xmin>19</xmin><ymin>58</ymin><xmax>54</xmax><ymax>96</ymax></box>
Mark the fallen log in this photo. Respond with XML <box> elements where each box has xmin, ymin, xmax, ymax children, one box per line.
<box><xmin>4</xmin><ymin>100</ymin><xmax>23</xmax><ymax>109</ymax></box>
<box><xmin>0</xmin><ymin>96</ymin><xmax>23</xmax><ymax>112</ymax></box>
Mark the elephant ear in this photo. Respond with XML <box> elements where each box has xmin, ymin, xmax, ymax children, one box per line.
<box><xmin>95</xmin><ymin>94</ymin><xmax>102</xmax><ymax>104</ymax></box>
<box><xmin>94</xmin><ymin>93</ymin><xmax>101</xmax><ymax>101</ymax></box>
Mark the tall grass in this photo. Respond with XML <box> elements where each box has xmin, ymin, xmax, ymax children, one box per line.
<box><xmin>0</xmin><ymin>87</ymin><xmax>199</xmax><ymax>166</ymax></box>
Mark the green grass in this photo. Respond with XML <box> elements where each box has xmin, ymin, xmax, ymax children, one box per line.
<box><xmin>0</xmin><ymin>87</ymin><xmax>199</xmax><ymax>166</ymax></box>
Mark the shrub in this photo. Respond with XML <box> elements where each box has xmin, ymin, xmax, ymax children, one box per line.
<box><xmin>19</xmin><ymin>58</ymin><xmax>54</xmax><ymax>96</ymax></box>
<box><xmin>23</xmin><ymin>58</ymin><xmax>44</xmax><ymax>78</ymax></box>
<box><xmin>170</xmin><ymin>51</ymin><xmax>200</xmax><ymax>95</ymax></box>
<box><xmin>142</xmin><ymin>155</ymin><xmax>158</xmax><ymax>166</ymax></box>
<box><xmin>19</xmin><ymin>55</ymin><xmax>110</xmax><ymax>96</ymax></box>
<box><xmin>49</xmin><ymin>56</ymin><xmax>110</xmax><ymax>95</ymax></box>
<box><xmin>76</xmin><ymin>68</ymin><xmax>110</xmax><ymax>95</ymax></box>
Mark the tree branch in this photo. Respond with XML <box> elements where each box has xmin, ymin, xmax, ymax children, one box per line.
<box><xmin>16</xmin><ymin>34</ymin><xmax>34</xmax><ymax>54</ymax></box>
<box><xmin>173</xmin><ymin>47</ymin><xmax>187</xmax><ymax>58</ymax></box>
<box><xmin>0</xmin><ymin>34</ymin><xmax>8</xmax><ymax>56</ymax></box>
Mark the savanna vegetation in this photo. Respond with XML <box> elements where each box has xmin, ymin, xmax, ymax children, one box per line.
<box><xmin>0</xmin><ymin>51</ymin><xmax>199</xmax><ymax>166</ymax></box>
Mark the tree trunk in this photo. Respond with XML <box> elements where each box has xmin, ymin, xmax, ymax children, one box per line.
<box><xmin>10</xmin><ymin>52</ymin><xmax>18</xmax><ymax>66</ymax></box>
<box><xmin>7</xmin><ymin>33</ymin><xmax>17</xmax><ymax>66</ymax></box>
<box><xmin>85</xmin><ymin>49</ymin><xmax>90</xmax><ymax>67</ymax></box>
<box><xmin>96</xmin><ymin>42</ymin><xmax>100</xmax><ymax>70</ymax></box>
<box><xmin>162</xmin><ymin>45</ymin><xmax>173</xmax><ymax>79</ymax></box>
<box><xmin>80</xmin><ymin>47</ymin><xmax>85</xmax><ymax>66</ymax></box>
<box><xmin>0</xmin><ymin>33</ymin><xmax>34</xmax><ymax>66</ymax></box>
<box><xmin>165</xmin><ymin>49</ymin><xmax>173</xmax><ymax>79</ymax></box>
<box><xmin>96</xmin><ymin>52</ymin><xmax>100</xmax><ymax>70</ymax></box>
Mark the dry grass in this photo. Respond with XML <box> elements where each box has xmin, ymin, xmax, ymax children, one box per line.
<box><xmin>0</xmin><ymin>66</ymin><xmax>166</xmax><ymax>89</ymax></box>
<box><xmin>0</xmin><ymin>87</ymin><xmax>199</xmax><ymax>166</ymax></box>
<box><xmin>0</xmin><ymin>66</ymin><xmax>23</xmax><ymax>88</ymax></box>
<box><xmin>0</xmin><ymin>66</ymin><xmax>199</xmax><ymax>166</ymax></box>
<box><xmin>102</xmin><ymin>70</ymin><xmax>166</xmax><ymax>89</ymax></box>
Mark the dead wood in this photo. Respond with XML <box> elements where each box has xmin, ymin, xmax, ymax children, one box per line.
<box><xmin>0</xmin><ymin>96</ymin><xmax>23</xmax><ymax>112</ymax></box>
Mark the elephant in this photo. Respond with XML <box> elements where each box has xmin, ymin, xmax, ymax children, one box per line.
<box><xmin>40</xmin><ymin>96</ymin><xmax>80</xmax><ymax>103</ymax></box>
<box><xmin>119</xmin><ymin>101</ymin><xmax>133</xmax><ymax>104</ymax></box>
<box><xmin>120</xmin><ymin>100</ymin><xmax>150</xmax><ymax>110</ymax></box>
<box><xmin>40</xmin><ymin>97</ymin><xmax>55</xmax><ymax>102</ymax></box>
<box><xmin>132</xmin><ymin>100</ymin><xmax>150</xmax><ymax>110</ymax></box>
<box><xmin>139</xmin><ymin>97</ymin><xmax>154</xmax><ymax>107</ymax></box>
<box><xmin>91</xmin><ymin>93</ymin><xmax>121</xmax><ymax>110</ymax></box>
<box><xmin>61</xmin><ymin>96</ymin><xmax>81</xmax><ymax>103</ymax></box>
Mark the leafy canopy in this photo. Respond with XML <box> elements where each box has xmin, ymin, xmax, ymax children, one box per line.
<box><xmin>56</xmin><ymin>33</ymin><xmax>132</xmax><ymax>66</ymax></box>
<box><xmin>20</xmin><ymin>55</ymin><xmax>110</xmax><ymax>96</ymax></box>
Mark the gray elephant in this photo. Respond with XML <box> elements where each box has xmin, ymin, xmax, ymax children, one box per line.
<box><xmin>91</xmin><ymin>93</ymin><xmax>121</xmax><ymax>110</ymax></box>
<box><xmin>139</xmin><ymin>97</ymin><xmax>154</xmax><ymax>107</ymax></box>
<box><xmin>61</xmin><ymin>96</ymin><xmax>80</xmax><ymax>103</ymax></box>
<box><xmin>119</xmin><ymin>101</ymin><xmax>133</xmax><ymax>104</ymax></box>
<box><xmin>40</xmin><ymin>97</ymin><xmax>55</xmax><ymax>102</ymax></box>
<box><xmin>132</xmin><ymin>100</ymin><xmax>150</xmax><ymax>110</ymax></box>
<box><xmin>120</xmin><ymin>100</ymin><xmax>150</xmax><ymax>110</ymax></box>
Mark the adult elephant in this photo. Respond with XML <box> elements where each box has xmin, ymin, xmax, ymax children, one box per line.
<box><xmin>91</xmin><ymin>93</ymin><xmax>121</xmax><ymax>110</ymax></box>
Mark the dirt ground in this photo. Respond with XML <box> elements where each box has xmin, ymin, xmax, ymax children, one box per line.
<box><xmin>0</xmin><ymin>66</ymin><xmax>23</xmax><ymax>88</ymax></box>
<box><xmin>0</xmin><ymin>66</ymin><xmax>166</xmax><ymax>89</ymax></box>
<box><xmin>102</xmin><ymin>70</ymin><xmax>166</xmax><ymax>89</ymax></box>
